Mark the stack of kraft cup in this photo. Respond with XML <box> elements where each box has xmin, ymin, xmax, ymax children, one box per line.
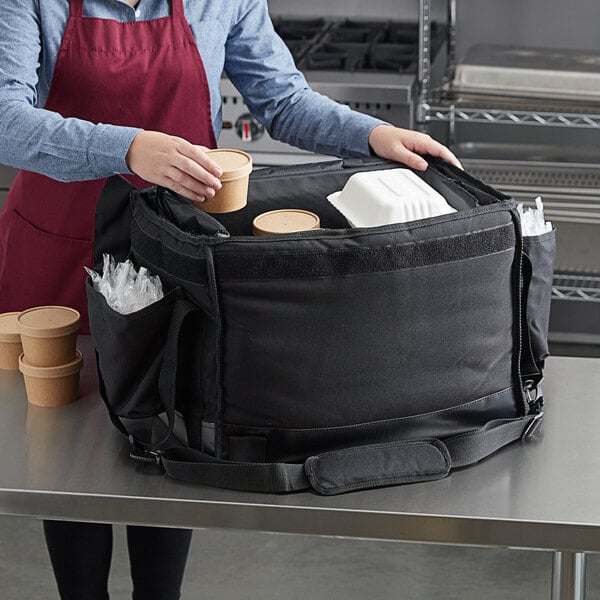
<box><xmin>1</xmin><ymin>306</ymin><xmax>83</xmax><ymax>407</ymax></box>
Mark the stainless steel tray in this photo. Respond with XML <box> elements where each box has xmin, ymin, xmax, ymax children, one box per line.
<box><xmin>451</xmin><ymin>44</ymin><xmax>600</xmax><ymax>103</ymax></box>
<box><xmin>455</xmin><ymin>142</ymin><xmax>600</xmax><ymax>164</ymax></box>
<box><xmin>440</xmin><ymin>92</ymin><xmax>600</xmax><ymax>115</ymax></box>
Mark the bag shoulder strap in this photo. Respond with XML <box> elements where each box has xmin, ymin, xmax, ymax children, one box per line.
<box><xmin>132</xmin><ymin>411</ymin><xmax>543</xmax><ymax>496</ymax></box>
<box><xmin>167</xmin><ymin>412</ymin><xmax>541</xmax><ymax>495</ymax></box>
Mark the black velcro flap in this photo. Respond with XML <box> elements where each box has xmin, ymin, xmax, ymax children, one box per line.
<box><xmin>304</xmin><ymin>439</ymin><xmax>451</xmax><ymax>495</ymax></box>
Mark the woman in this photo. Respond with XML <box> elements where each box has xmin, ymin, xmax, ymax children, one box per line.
<box><xmin>0</xmin><ymin>1</ymin><xmax>460</xmax><ymax>598</ymax></box>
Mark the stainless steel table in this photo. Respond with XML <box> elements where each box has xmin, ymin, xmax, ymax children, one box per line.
<box><xmin>1</xmin><ymin>337</ymin><xmax>599</xmax><ymax>600</ymax></box>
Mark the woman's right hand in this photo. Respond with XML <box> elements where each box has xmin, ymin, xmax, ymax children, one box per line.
<box><xmin>125</xmin><ymin>130</ymin><xmax>223</xmax><ymax>203</ymax></box>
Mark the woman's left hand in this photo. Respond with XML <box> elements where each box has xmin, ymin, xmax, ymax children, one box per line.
<box><xmin>368</xmin><ymin>124</ymin><xmax>462</xmax><ymax>172</ymax></box>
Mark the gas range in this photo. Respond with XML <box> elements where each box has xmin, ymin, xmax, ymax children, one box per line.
<box><xmin>284</xmin><ymin>18</ymin><xmax>443</xmax><ymax>74</ymax></box>
<box><xmin>219</xmin><ymin>17</ymin><xmax>445</xmax><ymax>166</ymax></box>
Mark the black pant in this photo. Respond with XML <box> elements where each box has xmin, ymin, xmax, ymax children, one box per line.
<box><xmin>43</xmin><ymin>520</ymin><xmax>192</xmax><ymax>600</ymax></box>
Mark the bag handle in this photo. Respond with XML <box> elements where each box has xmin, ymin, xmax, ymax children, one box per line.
<box><xmin>145</xmin><ymin>411</ymin><xmax>543</xmax><ymax>496</ymax></box>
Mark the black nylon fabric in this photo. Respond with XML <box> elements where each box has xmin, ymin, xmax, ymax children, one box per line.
<box><xmin>127</xmin><ymin>156</ymin><xmax>506</xmax><ymax>242</ymax></box>
<box><xmin>215</xmin><ymin>224</ymin><xmax>515</xmax><ymax>281</ymax></box>
<box><xmin>213</xmin><ymin>156</ymin><xmax>505</xmax><ymax>236</ymax></box>
<box><xmin>219</xmin><ymin>240</ymin><xmax>516</xmax><ymax>430</ymax></box>
<box><xmin>86</xmin><ymin>279</ymin><xmax>181</xmax><ymax>419</ymax></box>
<box><xmin>224</xmin><ymin>387</ymin><xmax>520</xmax><ymax>463</ymax></box>
<box><xmin>147</xmin><ymin>187</ymin><xmax>229</xmax><ymax>238</ymax></box>
<box><xmin>93</xmin><ymin>175</ymin><xmax>135</xmax><ymax>269</ymax></box>
<box><xmin>160</xmin><ymin>446</ymin><xmax>309</xmax><ymax>493</ymax></box>
<box><xmin>445</xmin><ymin>416</ymin><xmax>536</xmax><ymax>468</ymax></box>
<box><xmin>425</xmin><ymin>159</ymin><xmax>511</xmax><ymax>207</ymax></box>
<box><xmin>129</xmin><ymin>204</ymin><xmax>211</xmax><ymax>288</ymax></box>
<box><xmin>158</xmin><ymin>413</ymin><xmax>538</xmax><ymax>495</ymax></box>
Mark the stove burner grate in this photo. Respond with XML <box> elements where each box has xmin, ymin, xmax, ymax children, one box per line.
<box><xmin>304</xmin><ymin>43</ymin><xmax>369</xmax><ymax>71</ymax></box>
<box><xmin>273</xmin><ymin>18</ymin><xmax>330</xmax><ymax>62</ymax></box>
<box><xmin>275</xmin><ymin>18</ymin><xmax>444</xmax><ymax>73</ymax></box>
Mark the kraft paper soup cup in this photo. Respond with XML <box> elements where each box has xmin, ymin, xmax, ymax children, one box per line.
<box><xmin>196</xmin><ymin>149</ymin><xmax>253</xmax><ymax>213</ymax></box>
<box><xmin>17</xmin><ymin>306</ymin><xmax>80</xmax><ymax>368</ymax></box>
<box><xmin>0</xmin><ymin>312</ymin><xmax>23</xmax><ymax>371</ymax></box>
<box><xmin>253</xmin><ymin>209</ymin><xmax>321</xmax><ymax>236</ymax></box>
<box><xmin>19</xmin><ymin>351</ymin><xmax>83</xmax><ymax>407</ymax></box>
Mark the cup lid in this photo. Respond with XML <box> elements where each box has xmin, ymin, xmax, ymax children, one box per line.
<box><xmin>17</xmin><ymin>306</ymin><xmax>81</xmax><ymax>338</ymax></box>
<box><xmin>253</xmin><ymin>209</ymin><xmax>321</xmax><ymax>236</ymax></box>
<box><xmin>0</xmin><ymin>312</ymin><xmax>21</xmax><ymax>343</ymax></box>
<box><xmin>19</xmin><ymin>350</ymin><xmax>83</xmax><ymax>379</ymax></box>
<box><xmin>205</xmin><ymin>149</ymin><xmax>253</xmax><ymax>182</ymax></box>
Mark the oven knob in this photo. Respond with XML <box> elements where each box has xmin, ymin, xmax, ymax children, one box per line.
<box><xmin>235</xmin><ymin>114</ymin><xmax>264</xmax><ymax>142</ymax></box>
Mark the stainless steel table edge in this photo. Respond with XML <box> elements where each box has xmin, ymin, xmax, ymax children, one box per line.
<box><xmin>2</xmin><ymin>488</ymin><xmax>600</xmax><ymax>554</ymax></box>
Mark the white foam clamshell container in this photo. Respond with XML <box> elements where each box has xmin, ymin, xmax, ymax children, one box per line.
<box><xmin>327</xmin><ymin>168</ymin><xmax>456</xmax><ymax>228</ymax></box>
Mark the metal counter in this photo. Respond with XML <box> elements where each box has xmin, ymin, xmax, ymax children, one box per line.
<box><xmin>1</xmin><ymin>337</ymin><xmax>599</xmax><ymax>599</ymax></box>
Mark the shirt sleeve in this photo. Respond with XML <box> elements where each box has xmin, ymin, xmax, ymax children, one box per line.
<box><xmin>223</xmin><ymin>0</ymin><xmax>389</xmax><ymax>158</ymax></box>
<box><xmin>0</xmin><ymin>0</ymin><xmax>140</xmax><ymax>182</ymax></box>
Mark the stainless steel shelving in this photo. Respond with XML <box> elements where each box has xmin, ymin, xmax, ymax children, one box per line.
<box><xmin>417</xmin><ymin>0</ymin><xmax>600</xmax><ymax>132</ymax></box>
<box><xmin>418</xmin><ymin>1</ymin><xmax>600</xmax><ymax>315</ymax></box>
<box><xmin>552</xmin><ymin>274</ymin><xmax>600</xmax><ymax>302</ymax></box>
<box><xmin>421</xmin><ymin>105</ymin><xmax>600</xmax><ymax>129</ymax></box>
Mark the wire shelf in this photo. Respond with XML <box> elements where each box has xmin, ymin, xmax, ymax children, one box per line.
<box><xmin>552</xmin><ymin>274</ymin><xmax>600</xmax><ymax>302</ymax></box>
<box><xmin>422</xmin><ymin>105</ymin><xmax>600</xmax><ymax>129</ymax></box>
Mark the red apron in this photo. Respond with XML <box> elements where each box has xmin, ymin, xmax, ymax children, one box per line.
<box><xmin>0</xmin><ymin>0</ymin><xmax>217</xmax><ymax>333</ymax></box>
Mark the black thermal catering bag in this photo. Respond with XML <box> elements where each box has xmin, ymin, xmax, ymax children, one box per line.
<box><xmin>87</xmin><ymin>156</ymin><xmax>555</xmax><ymax>495</ymax></box>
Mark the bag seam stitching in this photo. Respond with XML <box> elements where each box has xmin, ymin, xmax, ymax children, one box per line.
<box><xmin>223</xmin><ymin>387</ymin><xmax>515</xmax><ymax>433</ymax></box>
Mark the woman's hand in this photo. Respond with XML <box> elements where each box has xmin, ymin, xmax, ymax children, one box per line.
<box><xmin>368</xmin><ymin>125</ymin><xmax>462</xmax><ymax>172</ymax></box>
<box><xmin>125</xmin><ymin>131</ymin><xmax>223</xmax><ymax>202</ymax></box>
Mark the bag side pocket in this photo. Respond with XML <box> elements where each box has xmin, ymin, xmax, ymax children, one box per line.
<box><xmin>86</xmin><ymin>278</ymin><xmax>181</xmax><ymax>418</ymax></box>
<box><xmin>523</xmin><ymin>229</ymin><xmax>556</xmax><ymax>367</ymax></box>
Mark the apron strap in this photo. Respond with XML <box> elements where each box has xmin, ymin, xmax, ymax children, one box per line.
<box><xmin>171</xmin><ymin>0</ymin><xmax>185</xmax><ymax>18</ymax></box>
<box><xmin>69</xmin><ymin>0</ymin><xmax>84</xmax><ymax>18</ymax></box>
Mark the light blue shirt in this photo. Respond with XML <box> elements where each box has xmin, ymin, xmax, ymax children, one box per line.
<box><xmin>0</xmin><ymin>0</ymin><xmax>387</xmax><ymax>182</ymax></box>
